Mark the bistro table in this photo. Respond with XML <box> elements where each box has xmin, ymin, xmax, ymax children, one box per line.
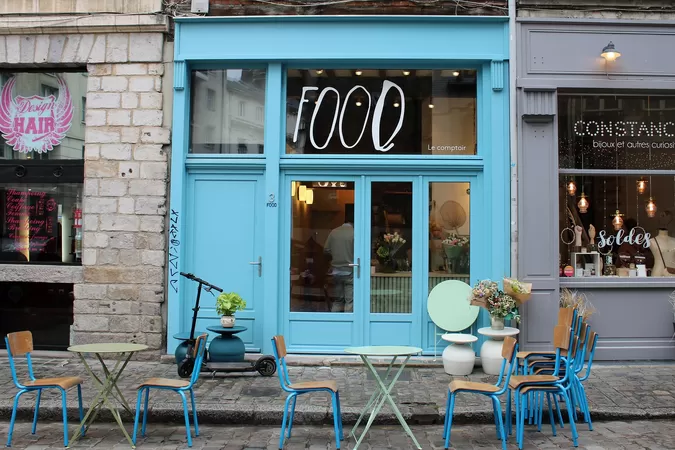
<box><xmin>67</xmin><ymin>343</ymin><xmax>148</xmax><ymax>448</ymax></box>
<box><xmin>343</xmin><ymin>345</ymin><xmax>423</xmax><ymax>450</ymax></box>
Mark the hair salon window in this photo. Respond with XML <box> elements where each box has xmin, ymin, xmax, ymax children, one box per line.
<box><xmin>286</xmin><ymin>69</ymin><xmax>477</xmax><ymax>155</ymax></box>
<box><xmin>0</xmin><ymin>72</ymin><xmax>86</xmax><ymax>265</ymax></box>
<box><xmin>189</xmin><ymin>69</ymin><xmax>267</xmax><ymax>154</ymax></box>
<box><xmin>558</xmin><ymin>93</ymin><xmax>675</xmax><ymax>278</ymax></box>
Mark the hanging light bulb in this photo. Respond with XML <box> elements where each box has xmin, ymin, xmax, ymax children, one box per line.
<box><xmin>637</xmin><ymin>179</ymin><xmax>648</xmax><ymax>195</ymax></box>
<box><xmin>355</xmin><ymin>99</ymin><xmax>362</xmax><ymax>107</ymax></box>
<box><xmin>402</xmin><ymin>70</ymin><xmax>411</xmax><ymax>76</ymax></box>
<box><xmin>646</xmin><ymin>197</ymin><xmax>657</xmax><ymax>218</ymax></box>
<box><xmin>566</xmin><ymin>179</ymin><xmax>577</xmax><ymax>196</ymax></box>
<box><xmin>355</xmin><ymin>70</ymin><xmax>363</xmax><ymax>76</ymax></box>
<box><xmin>612</xmin><ymin>210</ymin><xmax>624</xmax><ymax>231</ymax></box>
<box><xmin>393</xmin><ymin>101</ymin><xmax>400</xmax><ymax>108</ymax></box>
<box><xmin>315</xmin><ymin>69</ymin><xmax>324</xmax><ymax>75</ymax></box>
<box><xmin>577</xmin><ymin>193</ymin><xmax>589</xmax><ymax>213</ymax></box>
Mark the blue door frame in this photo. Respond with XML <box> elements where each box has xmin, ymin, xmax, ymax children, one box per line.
<box><xmin>167</xmin><ymin>16</ymin><xmax>510</xmax><ymax>356</ymax></box>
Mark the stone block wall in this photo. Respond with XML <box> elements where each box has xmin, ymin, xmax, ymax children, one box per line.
<box><xmin>0</xmin><ymin>32</ymin><xmax>170</xmax><ymax>352</ymax></box>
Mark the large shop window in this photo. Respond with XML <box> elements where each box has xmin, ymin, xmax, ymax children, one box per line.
<box><xmin>190</xmin><ymin>69</ymin><xmax>267</xmax><ymax>154</ymax></box>
<box><xmin>0</xmin><ymin>72</ymin><xmax>85</xmax><ymax>264</ymax></box>
<box><xmin>559</xmin><ymin>93</ymin><xmax>675</xmax><ymax>278</ymax></box>
<box><xmin>286</xmin><ymin>69</ymin><xmax>477</xmax><ymax>155</ymax></box>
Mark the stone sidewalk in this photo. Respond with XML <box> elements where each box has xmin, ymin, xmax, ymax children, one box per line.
<box><xmin>1</xmin><ymin>355</ymin><xmax>674</xmax><ymax>425</ymax></box>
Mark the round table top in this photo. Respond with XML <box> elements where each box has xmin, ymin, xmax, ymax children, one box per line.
<box><xmin>442</xmin><ymin>333</ymin><xmax>478</xmax><ymax>344</ymax></box>
<box><xmin>477</xmin><ymin>327</ymin><xmax>521</xmax><ymax>338</ymax></box>
<box><xmin>173</xmin><ymin>332</ymin><xmax>207</xmax><ymax>340</ymax></box>
<box><xmin>344</xmin><ymin>345</ymin><xmax>423</xmax><ymax>357</ymax></box>
<box><xmin>67</xmin><ymin>343</ymin><xmax>149</xmax><ymax>353</ymax></box>
<box><xmin>207</xmin><ymin>325</ymin><xmax>247</xmax><ymax>335</ymax></box>
<box><xmin>427</xmin><ymin>280</ymin><xmax>479</xmax><ymax>332</ymax></box>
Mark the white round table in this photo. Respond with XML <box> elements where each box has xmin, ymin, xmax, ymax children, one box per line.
<box><xmin>477</xmin><ymin>327</ymin><xmax>520</xmax><ymax>375</ymax></box>
<box><xmin>441</xmin><ymin>333</ymin><xmax>478</xmax><ymax>375</ymax></box>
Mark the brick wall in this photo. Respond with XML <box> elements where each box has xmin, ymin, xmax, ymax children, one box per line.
<box><xmin>0</xmin><ymin>32</ymin><xmax>170</xmax><ymax>352</ymax></box>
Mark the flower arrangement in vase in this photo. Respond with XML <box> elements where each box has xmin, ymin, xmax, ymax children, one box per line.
<box><xmin>215</xmin><ymin>292</ymin><xmax>247</xmax><ymax>328</ymax></box>
<box><xmin>376</xmin><ymin>232</ymin><xmax>406</xmax><ymax>272</ymax></box>
<box><xmin>442</xmin><ymin>234</ymin><xmax>469</xmax><ymax>273</ymax></box>
<box><xmin>470</xmin><ymin>279</ymin><xmax>520</xmax><ymax>330</ymax></box>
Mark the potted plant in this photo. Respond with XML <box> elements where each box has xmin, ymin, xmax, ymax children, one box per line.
<box><xmin>215</xmin><ymin>292</ymin><xmax>247</xmax><ymax>328</ymax></box>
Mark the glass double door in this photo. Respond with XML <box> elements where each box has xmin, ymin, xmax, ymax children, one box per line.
<box><xmin>284</xmin><ymin>175</ymin><xmax>472</xmax><ymax>353</ymax></box>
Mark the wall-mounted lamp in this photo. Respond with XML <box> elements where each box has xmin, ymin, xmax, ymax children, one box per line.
<box><xmin>452</xmin><ymin>71</ymin><xmax>460</xmax><ymax>77</ymax></box>
<box><xmin>305</xmin><ymin>189</ymin><xmax>314</xmax><ymax>205</ymax></box>
<box><xmin>298</xmin><ymin>184</ymin><xmax>307</xmax><ymax>202</ymax></box>
<box><xmin>601</xmin><ymin>41</ymin><xmax>621</xmax><ymax>62</ymax></box>
<box><xmin>402</xmin><ymin>70</ymin><xmax>410</xmax><ymax>76</ymax></box>
<box><xmin>355</xmin><ymin>70</ymin><xmax>363</xmax><ymax>76</ymax></box>
<box><xmin>315</xmin><ymin>69</ymin><xmax>324</xmax><ymax>75</ymax></box>
<box><xmin>291</xmin><ymin>181</ymin><xmax>297</xmax><ymax>197</ymax></box>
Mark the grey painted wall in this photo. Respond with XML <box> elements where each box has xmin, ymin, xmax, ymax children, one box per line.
<box><xmin>517</xmin><ymin>19</ymin><xmax>675</xmax><ymax>360</ymax></box>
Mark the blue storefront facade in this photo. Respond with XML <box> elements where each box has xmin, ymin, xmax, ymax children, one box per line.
<box><xmin>167</xmin><ymin>16</ymin><xmax>511</xmax><ymax>356</ymax></box>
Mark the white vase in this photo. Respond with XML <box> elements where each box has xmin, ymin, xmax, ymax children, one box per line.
<box><xmin>490</xmin><ymin>315</ymin><xmax>504</xmax><ymax>330</ymax></box>
<box><xmin>220</xmin><ymin>315</ymin><xmax>235</xmax><ymax>328</ymax></box>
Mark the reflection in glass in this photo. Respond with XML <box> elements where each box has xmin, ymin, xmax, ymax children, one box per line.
<box><xmin>190</xmin><ymin>69</ymin><xmax>266</xmax><ymax>154</ymax></box>
<box><xmin>286</xmin><ymin>69</ymin><xmax>477</xmax><ymax>155</ymax></box>
<box><xmin>429</xmin><ymin>183</ymin><xmax>471</xmax><ymax>293</ymax></box>
<box><xmin>370</xmin><ymin>182</ymin><xmax>412</xmax><ymax>314</ymax></box>
<box><xmin>290</xmin><ymin>181</ymin><xmax>354</xmax><ymax>313</ymax></box>
<box><xmin>0</xmin><ymin>72</ymin><xmax>86</xmax><ymax>161</ymax></box>
<box><xmin>0</xmin><ymin>183</ymin><xmax>83</xmax><ymax>264</ymax></box>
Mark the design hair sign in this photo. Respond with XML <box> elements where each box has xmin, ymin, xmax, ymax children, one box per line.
<box><xmin>292</xmin><ymin>80</ymin><xmax>405</xmax><ymax>152</ymax></box>
<box><xmin>0</xmin><ymin>75</ymin><xmax>74</xmax><ymax>153</ymax></box>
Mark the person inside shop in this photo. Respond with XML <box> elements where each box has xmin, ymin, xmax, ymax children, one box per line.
<box><xmin>324</xmin><ymin>203</ymin><xmax>355</xmax><ymax>313</ymax></box>
<box><xmin>617</xmin><ymin>217</ymin><xmax>654</xmax><ymax>271</ymax></box>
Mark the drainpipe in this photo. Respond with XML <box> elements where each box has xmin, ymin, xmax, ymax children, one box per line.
<box><xmin>508</xmin><ymin>0</ymin><xmax>518</xmax><ymax>279</ymax></box>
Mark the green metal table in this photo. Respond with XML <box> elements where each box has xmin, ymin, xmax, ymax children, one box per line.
<box><xmin>343</xmin><ymin>345</ymin><xmax>423</xmax><ymax>449</ymax></box>
<box><xmin>67</xmin><ymin>342</ymin><xmax>148</xmax><ymax>448</ymax></box>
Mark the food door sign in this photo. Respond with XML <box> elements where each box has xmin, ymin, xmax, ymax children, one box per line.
<box><xmin>0</xmin><ymin>75</ymin><xmax>73</xmax><ymax>153</ymax></box>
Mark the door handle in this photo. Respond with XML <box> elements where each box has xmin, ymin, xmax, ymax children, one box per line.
<box><xmin>249</xmin><ymin>256</ymin><xmax>262</xmax><ymax>277</ymax></box>
<box><xmin>348</xmin><ymin>258</ymin><xmax>360</xmax><ymax>278</ymax></box>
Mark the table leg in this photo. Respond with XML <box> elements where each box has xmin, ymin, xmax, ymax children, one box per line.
<box><xmin>68</xmin><ymin>352</ymin><xmax>137</xmax><ymax>449</ymax></box>
<box><xmin>350</xmin><ymin>356</ymin><xmax>397</xmax><ymax>437</ymax></box>
<box><xmin>352</xmin><ymin>355</ymin><xmax>421</xmax><ymax>450</ymax></box>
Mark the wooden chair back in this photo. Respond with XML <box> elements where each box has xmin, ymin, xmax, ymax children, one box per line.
<box><xmin>552</xmin><ymin>324</ymin><xmax>571</xmax><ymax>351</ymax></box>
<box><xmin>557</xmin><ymin>307</ymin><xmax>575</xmax><ymax>327</ymax></box>
<box><xmin>193</xmin><ymin>334</ymin><xmax>207</xmax><ymax>358</ymax></box>
<box><xmin>273</xmin><ymin>335</ymin><xmax>287</xmax><ymax>359</ymax></box>
<box><xmin>501</xmin><ymin>336</ymin><xmax>517</xmax><ymax>361</ymax></box>
<box><xmin>587</xmin><ymin>330</ymin><xmax>597</xmax><ymax>352</ymax></box>
<box><xmin>7</xmin><ymin>331</ymin><xmax>33</xmax><ymax>357</ymax></box>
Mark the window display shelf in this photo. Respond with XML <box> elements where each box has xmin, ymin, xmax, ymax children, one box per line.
<box><xmin>560</xmin><ymin>277</ymin><xmax>675</xmax><ymax>289</ymax></box>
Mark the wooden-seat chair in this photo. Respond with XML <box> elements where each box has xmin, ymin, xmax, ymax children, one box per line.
<box><xmin>516</xmin><ymin>307</ymin><xmax>576</xmax><ymax>372</ymax></box>
<box><xmin>5</xmin><ymin>331</ymin><xmax>84</xmax><ymax>448</ymax></box>
<box><xmin>272</xmin><ymin>335</ymin><xmax>343</xmax><ymax>449</ymax></box>
<box><xmin>132</xmin><ymin>334</ymin><xmax>208</xmax><ymax>448</ymax></box>
<box><xmin>443</xmin><ymin>336</ymin><xmax>518</xmax><ymax>450</ymax></box>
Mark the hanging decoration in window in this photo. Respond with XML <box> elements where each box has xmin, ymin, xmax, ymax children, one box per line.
<box><xmin>0</xmin><ymin>75</ymin><xmax>73</xmax><ymax>153</ymax></box>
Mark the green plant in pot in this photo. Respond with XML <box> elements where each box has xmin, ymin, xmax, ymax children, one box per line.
<box><xmin>215</xmin><ymin>292</ymin><xmax>246</xmax><ymax>328</ymax></box>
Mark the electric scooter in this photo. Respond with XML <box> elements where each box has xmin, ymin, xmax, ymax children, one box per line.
<box><xmin>177</xmin><ymin>271</ymin><xmax>277</xmax><ymax>378</ymax></box>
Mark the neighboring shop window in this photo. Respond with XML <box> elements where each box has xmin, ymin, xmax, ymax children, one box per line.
<box><xmin>286</xmin><ymin>69</ymin><xmax>477</xmax><ymax>155</ymax></box>
<box><xmin>0</xmin><ymin>72</ymin><xmax>85</xmax><ymax>264</ymax></box>
<box><xmin>189</xmin><ymin>69</ymin><xmax>267</xmax><ymax>154</ymax></box>
<box><xmin>558</xmin><ymin>93</ymin><xmax>675</xmax><ymax>278</ymax></box>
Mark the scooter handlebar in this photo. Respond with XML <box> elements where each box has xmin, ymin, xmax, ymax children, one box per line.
<box><xmin>179</xmin><ymin>272</ymin><xmax>223</xmax><ymax>292</ymax></box>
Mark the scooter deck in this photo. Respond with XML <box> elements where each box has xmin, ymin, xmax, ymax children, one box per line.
<box><xmin>204</xmin><ymin>361</ymin><xmax>256</xmax><ymax>372</ymax></box>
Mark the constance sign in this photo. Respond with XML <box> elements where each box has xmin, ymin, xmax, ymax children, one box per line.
<box><xmin>292</xmin><ymin>80</ymin><xmax>405</xmax><ymax>152</ymax></box>
<box><xmin>0</xmin><ymin>75</ymin><xmax>74</xmax><ymax>153</ymax></box>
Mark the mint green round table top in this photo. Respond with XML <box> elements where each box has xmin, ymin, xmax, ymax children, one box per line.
<box><xmin>68</xmin><ymin>343</ymin><xmax>149</xmax><ymax>353</ymax></box>
<box><xmin>344</xmin><ymin>346</ymin><xmax>422</xmax><ymax>356</ymax></box>
<box><xmin>427</xmin><ymin>280</ymin><xmax>479</xmax><ymax>332</ymax></box>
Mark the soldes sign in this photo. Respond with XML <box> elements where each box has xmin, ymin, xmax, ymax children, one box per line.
<box><xmin>292</xmin><ymin>80</ymin><xmax>405</xmax><ymax>152</ymax></box>
<box><xmin>0</xmin><ymin>75</ymin><xmax>74</xmax><ymax>153</ymax></box>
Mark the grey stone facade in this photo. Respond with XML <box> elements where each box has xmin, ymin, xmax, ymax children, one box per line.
<box><xmin>0</xmin><ymin>24</ymin><xmax>171</xmax><ymax>352</ymax></box>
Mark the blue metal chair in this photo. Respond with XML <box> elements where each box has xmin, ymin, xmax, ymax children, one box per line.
<box><xmin>5</xmin><ymin>331</ymin><xmax>84</xmax><ymax>448</ymax></box>
<box><xmin>272</xmin><ymin>335</ymin><xmax>343</xmax><ymax>449</ymax></box>
<box><xmin>132</xmin><ymin>333</ymin><xmax>208</xmax><ymax>448</ymax></box>
<box><xmin>443</xmin><ymin>336</ymin><xmax>518</xmax><ymax>450</ymax></box>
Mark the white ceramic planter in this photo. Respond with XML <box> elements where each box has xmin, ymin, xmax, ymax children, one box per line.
<box><xmin>441</xmin><ymin>333</ymin><xmax>478</xmax><ymax>376</ymax></box>
<box><xmin>220</xmin><ymin>315</ymin><xmax>235</xmax><ymax>328</ymax></box>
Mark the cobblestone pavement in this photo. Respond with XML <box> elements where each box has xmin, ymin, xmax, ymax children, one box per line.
<box><xmin>1</xmin><ymin>356</ymin><xmax>674</xmax><ymax>425</ymax></box>
<box><xmin>3</xmin><ymin>419</ymin><xmax>675</xmax><ymax>449</ymax></box>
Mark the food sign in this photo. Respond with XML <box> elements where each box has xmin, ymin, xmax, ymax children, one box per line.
<box><xmin>0</xmin><ymin>75</ymin><xmax>73</xmax><ymax>153</ymax></box>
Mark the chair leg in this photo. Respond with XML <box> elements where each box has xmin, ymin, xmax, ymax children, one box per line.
<box><xmin>279</xmin><ymin>394</ymin><xmax>293</xmax><ymax>450</ymax></box>
<box><xmin>189</xmin><ymin>389</ymin><xmax>199</xmax><ymax>437</ymax></box>
<box><xmin>506</xmin><ymin>389</ymin><xmax>512</xmax><ymax>436</ymax></box>
<box><xmin>287</xmin><ymin>395</ymin><xmax>297</xmax><ymax>438</ymax></box>
<box><xmin>60</xmin><ymin>388</ymin><xmax>69</xmax><ymax>447</ymax></box>
<box><xmin>491</xmin><ymin>396</ymin><xmax>507</xmax><ymax>450</ymax></box>
<box><xmin>517</xmin><ymin>391</ymin><xmax>526</xmax><ymax>450</ymax></box>
<box><xmin>560</xmin><ymin>389</ymin><xmax>579</xmax><ymax>447</ymax></box>
<box><xmin>492</xmin><ymin>397</ymin><xmax>500</xmax><ymax>439</ymax></box>
<box><xmin>133</xmin><ymin>389</ymin><xmax>144</xmax><ymax>445</ymax></box>
<box><xmin>331</xmin><ymin>393</ymin><xmax>341</xmax><ymax>450</ymax></box>
<box><xmin>142</xmin><ymin>387</ymin><xmax>150</xmax><ymax>437</ymax></box>
<box><xmin>335</xmin><ymin>391</ymin><xmax>343</xmax><ymax>440</ymax></box>
<box><xmin>32</xmin><ymin>389</ymin><xmax>42</xmax><ymax>434</ymax></box>
<box><xmin>7</xmin><ymin>390</ymin><xmax>27</xmax><ymax>447</ymax></box>
<box><xmin>77</xmin><ymin>385</ymin><xmax>85</xmax><ymax>437</ymax></box>
<box><xmin>554</xmin><ymin>395</ymin><xmax>564</xmax><ymax>428</ymax></box>
<box><xmin>442</xmin><ymin>392</ymin><xmax>451</xmax><ymax>439</ymax></box>
<box><xmin>178</xmin><ymin>390</ymin><xmax>193</xmax><ymax>447</ymax></box>
<box><xmin>546</xmin><ymin>393</ymin><xmax>557</xmax><ymax>437</ymax></box>
<box><xmin>577</xmin><ymin>382</ymin><xmax>593</xmax><ymax>430</ymax></box>
<box><xmin>443</xmin><ymin>393</ymin><xmax>456</xmax><ymax>450</ymax></box>
<box><xmin>536</xmin><ymin>392</ymin><xmax>544</xmax><ymax>432</ymax></box>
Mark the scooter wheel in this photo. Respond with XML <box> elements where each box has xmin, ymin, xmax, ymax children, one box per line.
<box><xmin>177</xmin><ymin>358</ymin><xmax>195</xmax><ymax>378</ymax></box>
<box><xmin>255</xmin><ymin>356</ymin><xmax>277</xmax><ymax>376</ymax></box>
